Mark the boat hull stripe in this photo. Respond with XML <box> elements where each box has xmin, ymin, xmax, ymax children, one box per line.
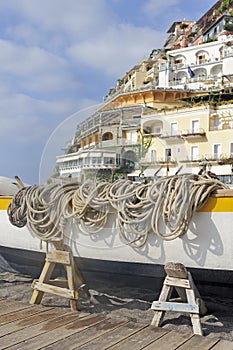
<box><xmin>0</xmin><ymin>196</ymin><xmax>232</xmax><ymax>212</ymax></box>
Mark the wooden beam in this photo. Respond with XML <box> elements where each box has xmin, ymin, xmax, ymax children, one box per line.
<box><xmin>151</xmin><ymin>301</ymin><xmax>199</xmax><ymax>314</ymax></box>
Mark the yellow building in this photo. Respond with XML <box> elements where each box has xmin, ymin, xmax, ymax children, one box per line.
<box><xmin>141</xmin><ymin>100</ymin><xmax>233</xmax><ymax>183</ymax></box>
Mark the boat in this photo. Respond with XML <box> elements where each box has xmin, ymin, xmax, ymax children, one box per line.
<box><xmin>0</xmin><ymin>175</ymin><xmax>233</xmax><ymax>298</ymax></box>
<box><xmin>1</xmin><ymin>1</ymin><xmax>233</xmax><ymax>298</ymax></box>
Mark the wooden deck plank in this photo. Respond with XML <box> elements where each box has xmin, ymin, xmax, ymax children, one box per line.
<box><xmin>12</xmin><ymin>317</ymin><xmax>127</xmax><ymax>350</ymax></box>
<box><xmin>0</xmin><ymin>311</ymin><xmax>89</xmax><ymax>349</ymax></box>
<box><xmin>0</xmin><ymin>299</ymin><xmax>27</xmax><ymax>306</ymax></box>
<box><xmin>106</xmin><ymin>325</ymin><xmax>169</xmax><ymax>350</ymax></box>
<box><xmin>5</xmin><ymin>314</ymin><xmax>108</xmax><ymax>350</ymax></box>
<box><xmin>142</xmin><ymin>330</ymin><xmax>193</xmax><ymax>350</ymax></box>
<box><xmin>0</xmin><ymin>307</ymin><xmax>72</xmax><ymax>337</ymax></box>
<box><xmin>0</xmin><ymin>305</ymin><xmax>54</xmax><ymax>326</ymax></box>
<box><xmin>72</xmin><ymin>322</ymin><xmax>152</xmax><ymax>350</ymax></box>
<box><xmin>210</xmin><ymin>339</ymin><xmax>233</xmax><ymax>350</ymax></box>
<box><xmin>175</xmin><ymin>334</ymin><xmax>219</xmax><ymax>349</ymax></box>
<box><xmin>0</xmin><ymin>301</ymin><xmax>232</xmax><ymax>350</ymax></box>
<box><xmin>0</xmin><ymin>301</ymin><xmax>33</xmax><ymax>316</ymax></box>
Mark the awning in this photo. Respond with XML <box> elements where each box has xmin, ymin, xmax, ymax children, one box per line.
<box><xmin>143</xmin><ymin>168</ymin><xmax>161</xmax><ymax>177</ymax></box>
<box><xmin>143</xmin><ymin>166</ymin><xmax>182</xmax><ymax>177</ymax></box>
<box><xmin>56</xmin><ymin>155</ymin><xmax>81</xmax><ymax>163</ymax></box>
<box><xmin>103</xmin><ymin>152</ymin><xmax>115</xmax><ymax>157</ymax></box>
<box><xmin>211</xmin><ymin>164</ymin><xmax>232</xmax><ymax>175</ymax></box>
<box><xmin>89</xmin><ymin>152</ymin><xmax>102</xmax><ymax>157</ymax></box>
<box><xmin>79</xmin><ymin>153</ymin><xmax>88</xmax><ymax>158</ymax></box>
<box><xmin>127</xmin><ymin>170</ymin><xmax>141</xmax><ymax>177</ymax></box>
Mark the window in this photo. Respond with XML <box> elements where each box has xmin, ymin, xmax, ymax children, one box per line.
<box><xmin>151</xmin><ymin>149</ymin><xmax>157</xmax><ymax>162</ymax></box>
<box><xmin>154</xmin><ymin>127</ymin><xmax>161</xmax><ymax>135</ymax></box>
<box><xmin>230</xmin><ymin>142</ymin><xmax>233</xmax><ymax>156</ymax></box>
<box><xmin>210</xmin><ymin>115</ymin><xmax>221</xmax><ymax>130</ymax></box>
<box><xmin>165</xmin><ymin>148</ymin><xmax>171</xmax><ymax>162</ymax></box>
<box><xmin>130</xmin><ymin>131</ymin><xmax>138</xmax><ymax>143</ymax></box>
<box><xmin>174</xmin><ymin>59</ymin><xmax>182</xmax><ymax>64</ymax></box>
<box><xmin>104</xmin><ymin>157</ymin><xmax>114</xmax><ymax>164</ymax></box>
<box><xmin>174</xmin><ymin>58</ymin><xmax>183</xmax><ymax>68</ymax></box>
<box><xmin>191</xmin><ymin>120</ymin><xmax>199</xmax><ymax>133</ymax></box>
<box><xmin>83</xmin><ymin>157</ymin><xmax>90</xmax><ymax>165</ymax></box>
<box><xmin>92</xmin><ymin>157</ymin><xmax>101</xmax><ymax>165</ymax></box>
<box><xmin>191</xmin><ymin>146</ymin><xmax>199</xmax><ymax>160</ymax></box>
<box><xmin>197</xmin><ymin>54</ymin><xmax>205</xmax><ymax>64</ymax></box>
<box><xmin>213</xmin><ymin>144</ymin><xmax>221</xmax><ymax>159</ymax></box>
<box><xmin>171</xmin><ymin>122</ymin><xmax>178</xmax><ymax>136</ymax></box>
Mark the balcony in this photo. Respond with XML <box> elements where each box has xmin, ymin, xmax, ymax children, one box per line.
<box><xmin>180</xmin><ymin>154</ymin><xmax>233</xmax><ymax>164</ymax></box>
<box><xmin>141</xmin><ymin>158</ymin><xmax>176</xmax><ymax>166</ymax></box>
<box><xmin>101</xmin><ymin>138</ymin><xmax>140</xmax><ymax>148</ymax></box>
<box><xmin>143</xmin><ymin>126</ymin><xmax>162</xmax><ymax>137</ymax></box>
<box><xmin>181</xmin><ymin>128</ymin><xmax>206</xmax><ymax>138</ymax></box>
<box><xmin>121</xmin><ymin>119</ymin><xmax>141</xmax><ymax>129</ymax></box>
<box><xmin>160</xmin><ymin>132</ymin><xmax>182</xmax><ymax>142</ymax></box>
<box><xmin>209</xmin><ymin>123</ymin><xmax>233</xmax><ymax>131</ymax></box>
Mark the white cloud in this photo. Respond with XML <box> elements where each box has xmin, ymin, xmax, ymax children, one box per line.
<box><xmin>0</xmin><ymin>39</ymin><xmax>78</xmax><ymax>92</ymax></box>
<box><xmin>0</xmin><ymin>91</ymin><xmax>81</xmax><ymax>143</ymax></box>
<box><xmin>1</xmin><ymin>0</ymin><xmax>111</xmax><ymax>44</ymax></box>
<box><xmin>143</xmin><ymin>0</ymin><xmax>181</xmax><ymax>18</ymax></box>
<box><xmin>68</xmin><ymin>24</ymin><xmax>166</xmax><ymax>77</ymax></box>
<box><xmin>0</xmin><ymin>1</ymin><xmax>167</xmax><ymax>82</ymax></box>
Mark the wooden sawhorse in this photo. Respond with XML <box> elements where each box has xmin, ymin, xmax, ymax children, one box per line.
<box><xmin>30</xmin><ymin>242</ymin><xmax>87</xmax><ymax>311</ymax></box>
<box><xmin>151</xmin><ymin>262</ymin><xmax>207</xmax><ymax>335</ymax></box>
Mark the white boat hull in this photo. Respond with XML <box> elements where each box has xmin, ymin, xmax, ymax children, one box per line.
<box><xmin>1</xmin><ymin>194</ymin><xmax>233</xmax><ymax>295</ymax></box>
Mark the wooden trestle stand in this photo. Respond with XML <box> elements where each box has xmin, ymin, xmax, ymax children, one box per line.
<box><xmin>151</xmin><ymin>262</ymin><xmax>207</xmax><ymax>335</ymax></box>
<box><xmin>30</xmin><ymin>241</ymin><xmax>87</xmax><ymax>311</ymax></box>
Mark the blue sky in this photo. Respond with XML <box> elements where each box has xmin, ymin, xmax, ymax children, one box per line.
<box><xmin>0</xmin><ymin>0</ymin><xmax>217</xmax><ymax>184</ymax></box>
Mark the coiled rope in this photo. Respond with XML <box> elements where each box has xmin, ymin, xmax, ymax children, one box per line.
<box><xmin>7</xmin><ymin>174</ymin><xmax>228</xmax><ymax>247</ymax></box>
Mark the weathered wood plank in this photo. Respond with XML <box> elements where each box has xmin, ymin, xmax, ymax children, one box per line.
<box><xmin>33</xmin><ymin>281</ymin><xmax>76</xmax><ymax>298</ymax></box>
<box><xmin>151</xmin><ymin>301</ymin><xmax>199</xmax><ymax>314</ymax></box>
<box><xmin>5</xmin><ymin>313</ymin><xmax>108</xmax><ymax>350</ymax></box>
<box><xmin>15</xmin><ymin>317</ymin><xmax>127</xmax><ymax>350</ymax></box>
<box><xmin>0</xmin><ymin>302</ymin><xmax>33</xmax><ymax>317</ymax></box>
<box><xmin>0</xmin><ymin>301</ymin><xmax>232</xmax><ymax>350</ymax></box>
<box><xmin>211</xmin><ymin>339</ymin><xmax>233</xmax><ymax>350</ymax></box>
<box><xmin>0</xmin><ymin>305</ymin><xmax>54</xmax><ymax>326</ymax></box>
<box><xmin>30</xmin><ymin>260</ymin><xmax>55</xmax><ymax>305</ymax></box>
<box><xmin>46</xmin><ymin>250</ymin><xmax>71</xmax><ymax>265</ymax></box>
<box><xmin>151</xmin><ymin>283</ymin><xmax>173</xmax><ymax>327</ymax></box>
<box><xmin>0</xmin><ymin>308</ymin><xmax>71</xmax><ymax>337</ymax></box>
<box><xmin>72</xmin><ymin>321</ymin><xmax>148</xmax><ymax>350</ymax></box>
<box><xmin>164</xmin><ymin>276</ymin><xmax>190</xmax><ymax>289</ymax></box>
<box><xmin>185</xmin><ymin>279</ymin><xmax>202</xmax><ymax>335</ymax></box>
<box><xmin>175</xmin><ymin>334</ymin><xmax>220</xmax><ymax>349</ymax></box>
<box><xmin>106</xmin><ymin>326</ymin><xmax>168</xmax><ymax>350</ymax></box>
<box><xmin>142</xmin><ymin>330</ymin><xmax>193</xmax><ymax>350</ymax></box>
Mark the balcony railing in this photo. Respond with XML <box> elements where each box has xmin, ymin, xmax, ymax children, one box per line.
<box><xmin>181</xmin><ymin>128</ymin><xmax>206</xmax><ymax>137</ymax></box>
<box><xmin>140</xmin><ymin>157</ymin><xmax>176</xmax><ymax>165</ymax></box>
<box><xmin>209</xmin><ymin>123</ymin><xmax>233</xmax><ymax>131</ymax></box>
<box><xmin>121</xmin><ymin>119</ymin><xmax>141</xmax><ymax>128</ymax></box>
<box><xmin>100</xmin><ymin>138</ymin><xmax>140</xmax><ymax>147</ymax></box>
<box><xmin>169</xmin><ymin>57</ymin><xmax>223</xmax><ymax>73</ymax></box>
<box><xmin>180</xmin><ymin>154</ymin><xmax>233</xmax><ymax>163</ymax></box>
<box><xmin>160</xmin><ymin>132</ymin><xmax>182</xmax><ymax>140</ymax></box>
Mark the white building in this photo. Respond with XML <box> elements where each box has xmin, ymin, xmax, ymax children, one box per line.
<box><xmin>159</xmin><ymin>35</ymin><xmax>233</xmax><ymax>91</ymax></box>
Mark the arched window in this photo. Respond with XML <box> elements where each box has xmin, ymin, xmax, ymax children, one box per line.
<box><xmin>195</xmin><ymin>50</ymin><xmax>209</xmax><ymax>64</ymax></box>
<box><xmin>102</xmin><ymin>132</ymin><xmax>113</xmax><ymax>141</ymax></box>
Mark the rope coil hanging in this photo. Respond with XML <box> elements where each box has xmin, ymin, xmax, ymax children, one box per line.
<box><xmin>7</xmin><ymin>174</ymin><xmax>228</xmax><ymax>247</ymax></box>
